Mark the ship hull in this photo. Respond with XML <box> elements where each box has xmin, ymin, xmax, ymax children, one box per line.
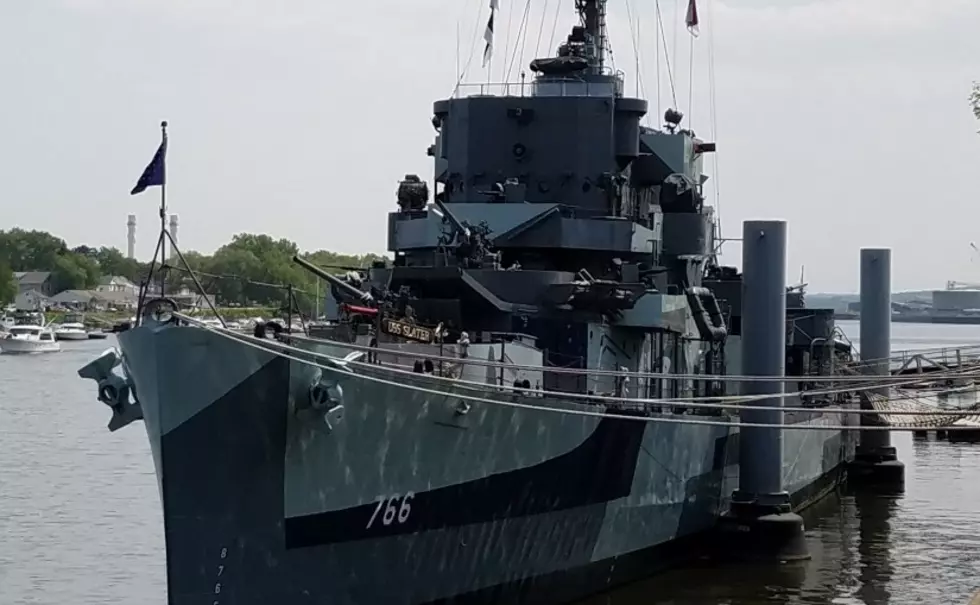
<box><xmin>118</xmin><ymin>325</ymin><xmax>855</xmax><ymax>605</ymax></box>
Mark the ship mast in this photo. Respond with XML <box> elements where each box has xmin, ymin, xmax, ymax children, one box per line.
<box><xmin>576</xmin><ymin>0</ymin><xmax>608</xmax><ymax>74</ymax></box>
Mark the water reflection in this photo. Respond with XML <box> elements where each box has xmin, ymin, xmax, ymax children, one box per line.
<box><xmin>578</xmin><ymin>431</ymin><xmax>980</xmax><ymax>605</ymax></box>
<box><xmin>578</xmin><ymin>485</ymin><xmax>906</xmax><ymax>605</ymax></box>
<box><xmin>852</xmin><ymin>488</ymin><xmax>900</xmax><ymax>605</ymax></box>
<box><xmin>578</xmin><ymin>559</ymin><xmax>807</xmax><ymax>605</ymax></box>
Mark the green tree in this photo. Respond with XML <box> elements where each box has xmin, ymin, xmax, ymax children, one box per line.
<box><xmin>0</xmin><ymin>226</ymin><xmax>388</xmax><ymax>310</ymax></box>
<box><xmin>0</xmin><ymin>262</ymin><xmax>15</xmax><ymax>305</ymax></box>
<box><xmin>207</xmin><ymin>246</ymin><xmax>264</xmax><ymax>304</ymax></box>
<box><xmin>51</xmin><ymin>252</ymin><xmax>99</xmax><ymax>292</ymax></box>
<box><xmin>0</xmin><ymin>228</ymin><xmax>69</xmax><ymax>271</ymax></box>
<box><xmin>204</xmin><ymin>234</ymin><xmax>312</xmax><ymax>307</ymax></box>
<box><xmin>91</xmin><ymin>246</ymin><xmax>145</xmax><ymax>283</ymax></box>
<box><xmin>304</xmin><ymin>249</ymin><xmax>386</xmax><ymax>273</ymax></box>
<box><xmin>163</xmin><ymin>249</ymin><xmax>209</xmax><ymax>291</ymax></box>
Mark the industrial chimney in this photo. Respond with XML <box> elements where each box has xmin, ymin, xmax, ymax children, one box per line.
<box><xmin>127</xmin><ymin>214</ymin><xmax>137</xmax><ymax>259</ymax></box>
<box><xmin>169</xmin><ymin>214</ymin><xmax>179</xmax><ymax>249</ymax></box>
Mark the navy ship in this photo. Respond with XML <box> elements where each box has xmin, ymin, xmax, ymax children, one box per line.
<box><xmin>79</xmin><ymin>2</ymin><xmax>857</xmax><ymax>603</ymax></box>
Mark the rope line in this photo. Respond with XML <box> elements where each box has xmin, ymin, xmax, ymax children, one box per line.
<box><xmin>533</xmin><ymin>0</ymin><xmax>549</xmax><ymax>60</ymax></box>
<box><xmin>185</xmin><ymin>323</ymin><xmax>980</xmax><ymax>432</ymax></box>
<box><xmin>624</xmin><ymin>0</ymin><xmax>645</xmax><ymax>100</ymax></box>
<box><xmin>169</xmin><ymin>314</ymin><xmax>980</xmax><ymax>428</ymax></box>
<box><xmin>451</xmin><ymin>0</ymin><xmax>489</xmax><ymax>96</ymax></box>
<box><xmin>546</xmin><ymin>0</ymin><xmax>562</xmax><ymax>55</ymax></box>
<box><xmin>505</xmin><ymin>0</ymin><xmax>533</xmax><ymax>82</ymax></box>
<box><xmin>655</xmin><ymin>0</ymin><xmax>677</xmax><ymax>108</ymax></box>
<box><xmin>284</xmin><ymin>332</ymin><xmax>980</xmax><ymax>385</ymax></box>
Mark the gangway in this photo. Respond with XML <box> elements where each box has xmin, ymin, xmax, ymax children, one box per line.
<box><xmin>844</xmin><ymin>344</ymin><xmax>980</xmax><ymax>376</ymax></box>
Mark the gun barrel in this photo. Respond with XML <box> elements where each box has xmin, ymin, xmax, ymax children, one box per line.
<box><xmin>434</xmin><ymin>199</ymin><xmax>471</xmax><ymax>239</ymax></box>
<box><xmin>292</xmin><ymin>255</ymin><xmax>373</xmax><ymax>303</ymax></box>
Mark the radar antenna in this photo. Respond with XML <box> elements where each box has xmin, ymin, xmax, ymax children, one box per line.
<box><xmin>575</xmin><ymin>0</ymin><xmax>608</xmax><ymax>73</ymax></box>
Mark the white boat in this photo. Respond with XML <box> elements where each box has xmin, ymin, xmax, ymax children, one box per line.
<box><xmin>55</xmin><ymin>322</ymin><xmax>90</xmax><ymax>341</ymax></box>
<box><xmin>0</xmin><ymin>325</ymin><xmax>61</xmax><ymax>354</ymax></box>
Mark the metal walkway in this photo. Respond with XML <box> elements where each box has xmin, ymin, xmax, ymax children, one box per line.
<box><xmin>839</xmin><ymin>344</ymin><xmax>980</xmax><ymax>430</ymax></box>
<box><xmin>888</xmin><ymin>345</ymin><xmax>980</xmax><ymax>376</ymax></box>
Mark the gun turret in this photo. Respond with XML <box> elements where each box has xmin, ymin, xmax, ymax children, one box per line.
<box><xmin>292</xmin><ymin>256</ymin><xmax>374</xmax><ymax>304</ymax></box>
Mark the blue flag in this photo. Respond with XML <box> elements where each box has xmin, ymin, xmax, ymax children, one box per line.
<box><xmin>130</xmin><ymin>127</ymin><xmax>168</xmax><ymax>195</ymax></box>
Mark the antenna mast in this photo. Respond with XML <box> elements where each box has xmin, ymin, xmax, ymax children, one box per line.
<box><xmin>575</xmin><ymin>0</ymin><xmax>608</xmax><ymax>73</ymax></box>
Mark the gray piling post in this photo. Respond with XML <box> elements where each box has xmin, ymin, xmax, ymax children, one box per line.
<box><xmin>849</xmin><ymin>248</ymin><xmax>905</xmax><ymax>486</ymax></box>
<box><xmin>739</xmin><ymin>220</ymin><xmax>787</xmax><ymax>497</ymax></box>
<box><xmin>716</xmin><ymin>220</ymin><xmax>808</xmax><ymax>561</ymax></box>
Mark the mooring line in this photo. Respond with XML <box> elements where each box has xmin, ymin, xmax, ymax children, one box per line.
<box><xmin>197</xmin><ymin>316</ymin><xmax>980</xmax><ymax>415</ymax></box>
<box><xmin>169</xmin><ymin>316</ymin><xmax>980</xmax><ymax>432</ymax></box>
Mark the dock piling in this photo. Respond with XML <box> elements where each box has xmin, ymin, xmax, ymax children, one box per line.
<box><xmin>848</xmin><ymin>248</ymin><xmax>905</xmax><ymax>487</ymax></box>
<box><xmin>716</xmin><ymin>220</ymin><xmax>809</xmax><ymax>562</ymax></box>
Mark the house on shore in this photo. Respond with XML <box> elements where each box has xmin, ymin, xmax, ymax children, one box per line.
<box><xmin>96</xmin><ymin>275</ymin><xmax>139</xmax><ymax>296</ymax></box>
<box><xmin>14</xmin><ymin>271</ymin><xmax>54</xmax><ymax>297</ymax></box>
<box><xmin>14</xmin><ymin>289</ymin><xmax>51</xmax><ymax>311</ymax></box>
<box><xmin>49</xmin><ymin>288</ymin><xmax>138</xmax><ymax>312</ymax></box>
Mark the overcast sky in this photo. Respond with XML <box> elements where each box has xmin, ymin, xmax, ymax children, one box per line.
<box><xmin>2</xmin><ymin>0</ymin><xmax>978</xmax><ymax>292</ymax></box>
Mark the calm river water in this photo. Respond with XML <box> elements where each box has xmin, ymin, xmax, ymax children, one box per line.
<box><xmin>1</xmin><ymin>321</ymin><xmax>979</xmax><ymax>604</ymax></box>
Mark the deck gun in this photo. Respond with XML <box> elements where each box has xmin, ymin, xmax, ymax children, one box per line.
<box><xmin>292</xmin><ymin>255</ymin><xmax>375</xmax><ymax>305</ymax></box>
<box><xmin>433</xmin><ymin>198</ymin><xmax>471</xmax><ymax>240</ymax></box>
<box><xmin>293</xmin><ymin>255</ymin><xmax>440</xmax><ymax>344</ymax></box>
<box><xmin>432</xmin><ymin>199</ymin><xmax>496</xmax><ymax>268</ymax></box>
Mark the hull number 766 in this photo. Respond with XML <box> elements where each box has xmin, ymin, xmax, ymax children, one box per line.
<box><xmin>366</xmin><ymin>492</ymin><xmax>415</xmax><ymax>529</ymax></box>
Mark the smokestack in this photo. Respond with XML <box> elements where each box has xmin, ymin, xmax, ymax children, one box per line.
<box><xmin>127</xmin><ymin>214</ymin><xmax>137</xmax><ymax>259</ymax></box>
<box><xmin>169</xmin><ymin>214</ymin><xmax>179</xmax><ymax>249</ymax></box>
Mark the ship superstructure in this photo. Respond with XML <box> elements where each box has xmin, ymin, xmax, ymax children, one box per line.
<box><xmin>324</xmin><ymin>3</ymin><xmax>733</xmax><ymax>399</ymax></box>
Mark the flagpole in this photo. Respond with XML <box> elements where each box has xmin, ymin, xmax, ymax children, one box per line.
<box><xmin>483</xmin><ymin>0</ymin><xmax>496</xmax><ymax>93</ymax></box>
<box><xmin>159</xmin><ymin>120</ymin><xmax>168</xmax><ymax>296</ymax></box>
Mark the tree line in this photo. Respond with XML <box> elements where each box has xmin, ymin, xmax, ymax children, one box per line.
<box><xmin>0</xmin><ymin>228</ymin><xmax>385</xmax><ymax>308</ymax></box>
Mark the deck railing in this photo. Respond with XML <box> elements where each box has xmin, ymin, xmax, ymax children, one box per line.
<box><xmin>452</xmin><ymin>76</ymin><xmax>623</xmax><ymax>99</ymax></box>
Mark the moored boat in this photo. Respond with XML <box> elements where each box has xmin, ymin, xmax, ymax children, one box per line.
<box><xmin>2</xmin><ymin>321</ymin><xmax>61</xmax><ymax>354</ymax></box>
<box><xmin>55</xmin><ymin>322</ymin><xmax>90</xmax><ymax>341</ymax></box>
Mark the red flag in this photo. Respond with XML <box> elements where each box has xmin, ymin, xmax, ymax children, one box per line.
<box><xmin>686</xmin><ymin>0</ymin><xmax>700</xmax><ymax>37</ymax></box>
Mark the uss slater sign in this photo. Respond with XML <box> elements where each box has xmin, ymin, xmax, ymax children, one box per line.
<box><xmin>382</xmin><ymin>318</ymin><xmax>434</xmax><ymax>344</ymax></box>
